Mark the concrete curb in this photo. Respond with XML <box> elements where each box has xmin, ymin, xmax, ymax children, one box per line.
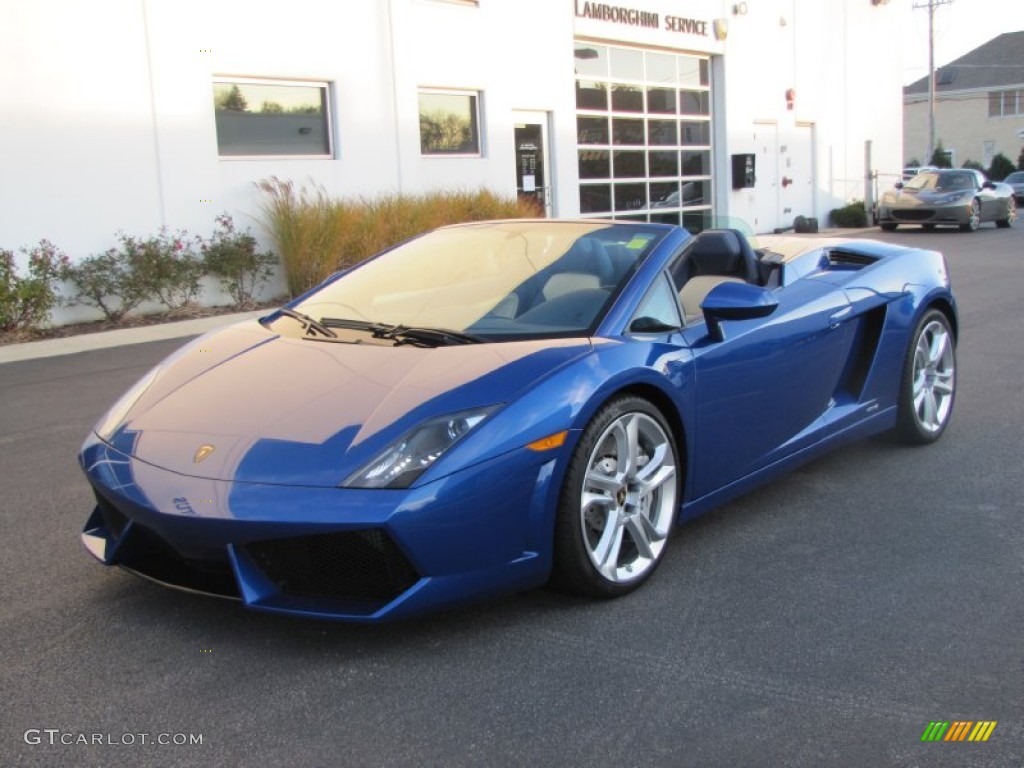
<box><xmin>0</xmin><ymin>310</ymin><xmax>268</xmax><ymax>365</ymax></box>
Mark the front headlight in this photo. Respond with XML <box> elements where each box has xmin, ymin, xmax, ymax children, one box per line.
<box><xmin>344</xmin><ymin>406</ymin><xmax>499</xmax><ymax>489</ymax></box>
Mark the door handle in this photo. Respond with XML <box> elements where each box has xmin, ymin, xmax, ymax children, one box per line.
<box><xmin>829</xmin><ymin>306</ymin><xmax>852</xmax><ymax>329</ymax></box>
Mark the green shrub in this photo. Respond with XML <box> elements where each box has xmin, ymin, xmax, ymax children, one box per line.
<box><xmin>202</xmin><ymin>214</ymin><xmax>277</xmax><ymax>309</ymax></box>
<box><xmin>115</xmin><ymin>229</ymin><xmax>204</xmax><ymax>311</ymax></box>
<box><xmin>930</xmin><ymin>141</ymin><xmax>953</xmax><ymax>168</ymax></box>
<box><xmin>961</xmin><ymin>159</ymin><xmax>984</xmax><ymax>172</ymax></box>
<box><xmin>63</xmin><ymin>246</ymin><xmax>152</xmax><ymax>322</ymax></box>
<box><xmin>987</xmin><ymin>153</ymin><xmax>1015</xmax><ymax>181</ymax></box>
<box><xmin>257</xmin><ymin>178</ymin><xmax>541</xmax><ymax>295</ymax></box>
<box><xmin>0</xmin><ymin>241</ymin><xmax>69</xmax><ymax>332</ymax></box>
<box><xmin>829</xmin><ymin>200</ymin><xmax>868</xmax><ymax>228</ymax></box>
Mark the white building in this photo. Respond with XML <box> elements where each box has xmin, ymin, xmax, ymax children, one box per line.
<box><xmin>1</xmin><ymin>0</ymin><xmax>908</xmax><ymax>313</ymax></box>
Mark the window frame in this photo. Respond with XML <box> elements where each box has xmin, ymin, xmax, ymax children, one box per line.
<box><xmin>417</xmin><ymin>89</ymin><xmax>484</xmax><ymax>157</ymax></box>
<box><xmin>988</xmin><ymin>88</ymin><xmax>1024</xmax><ymax>118</ymax></box>
<box><xmin>212</xmin><ymin>76</ymin><xmax>334</xmax><ymax>160</ymax></box>
<box><xmin>574</xmin><ymin>41</ymin><xmax>714</xmax><ymax>229</ymax></box>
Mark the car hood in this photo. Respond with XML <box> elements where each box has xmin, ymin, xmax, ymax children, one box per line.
<box><xmin>98</xmin><ymin>319</ymin><xmax>592</xmax><ymax>486</ymax></box>
<box><xmin>883</xmin><ymin>188</ymin><xmax>971</xmax><ymax>205</ymax></box>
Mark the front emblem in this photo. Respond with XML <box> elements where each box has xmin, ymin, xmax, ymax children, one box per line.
<box><xmin>193</xmin><ymin>444</ymin><xmax>215</xmax><ymax>464</ymax></box>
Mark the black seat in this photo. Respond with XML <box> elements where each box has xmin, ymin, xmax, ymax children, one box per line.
<box><xmin>688</xmin><ymin>229</ymin><xmax>760</xmax><ymax>284</ymax></box>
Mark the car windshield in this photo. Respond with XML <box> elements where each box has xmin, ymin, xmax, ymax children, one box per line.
<box><xmin>291</xmin><ymin>220</ymin><xmax>668</xmax><ymax>341</ymax></box>
<box><xmin>905</xmin><ymin>171</ymin><xmax>977</xmax><ymax>192</ymax></box>
<box><xmin>1005</xmin><ymin>172</ymin><xmax>1024</xmax><ymax>184</ymax></box>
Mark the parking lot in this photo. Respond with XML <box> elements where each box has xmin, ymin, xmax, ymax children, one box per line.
<box><xmin>1</xmin><ymin>225</ymin><xmax>1022</xmax><ymax>767</ymax></box>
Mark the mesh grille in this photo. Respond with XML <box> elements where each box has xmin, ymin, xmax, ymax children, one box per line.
<box><xmin>243</xmin><ymin>530</ymin><xmax>420</xmax><ymax>604</ymax></box>
<box><xmin>893</xmin><ymin>209</ymin><xmax>934</xmax><ymax>221</ymax></box>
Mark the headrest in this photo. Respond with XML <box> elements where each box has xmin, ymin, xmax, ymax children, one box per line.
<box><xmin>690</xmin><ymin>231</ymin><xmax>743</xmax><ymax>276</ymax></box>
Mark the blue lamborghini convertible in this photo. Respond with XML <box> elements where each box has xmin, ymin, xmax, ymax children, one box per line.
<box><xmin>79</xmin><ymin>220</ymin><xmax>957</xmax><ymax>621</ymax></box>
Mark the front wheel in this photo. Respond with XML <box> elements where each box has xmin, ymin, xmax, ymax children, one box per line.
<box><xmin>880</xmin><ymin>223</ymin><xmax>898</xmax><ymax>232</ymax></box>
<box><xmin>959</xmin><ymin>199</ymin><xmax>981</xmax><ymax>232</ymax></box>
<box><xmin>996</xmin><ymin>197</ymin><xmax>1016</xmax><ymax>228</ymax></box>
<box><xmin>551</xmin><ymin>396</ymin><xmax>680</xmax><ymax>597</ymax></box>
<box><xmin>894</xmin><ymin>309</ymin><xmax>956</xmax><ymax>444</ymax></box>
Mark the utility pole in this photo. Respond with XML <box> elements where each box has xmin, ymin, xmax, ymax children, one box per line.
<box><xmin>913</xmin><ymin>0</ymin><xmax>952</xmax><ymax>164</ymax></box>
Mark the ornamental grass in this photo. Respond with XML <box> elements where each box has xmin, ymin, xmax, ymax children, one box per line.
<box><xmin>257</xmin><ymin>177</ymin><xmax>541</xmax><ymax>296</ymax></box>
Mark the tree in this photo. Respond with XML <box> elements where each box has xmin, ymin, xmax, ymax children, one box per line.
<box><xmin>1018</xmin><ymin>146</ymin><xmax>1024</xmax><ymax>171</ymax></box>
<box><xmin>929</xmin><ymin>141</ymin><xmax>952</xmax><ymax>168</ymax></box>
<box><xmin>214</xmin><ymin>84</ymin><xmax>248</xmax><ymax>112</ymax></box>
<box><xmin>987</xmin><ymin>152</ymin><xmax>1015</xmax><ymax>181</ymax></box>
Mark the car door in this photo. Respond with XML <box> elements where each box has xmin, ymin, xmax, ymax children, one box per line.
<box><xmin>974</xmin><ymin>170</ymin><xmax>1002</xmax><ymax>219</ymax></box>
<box><xmin>678</xmin><ymin>277</ymin><xmax>856</xmax><ymax>500</ymax></box>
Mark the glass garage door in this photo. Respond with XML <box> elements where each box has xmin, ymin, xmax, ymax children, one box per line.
<box><xmin>574</xmin><ymin>42</ymin><xmax>713</xmax><ymax>233</ymax></box>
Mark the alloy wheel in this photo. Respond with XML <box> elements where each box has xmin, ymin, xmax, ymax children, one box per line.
<box><xmin>911</xmin><ymin>319</ymin><xmax>955</xmax><ymax>435</ymax></box>
<box><xmin>579</xmin><ymin>411</ymin><xmax>677</xmax><ymax>584</ymax></box>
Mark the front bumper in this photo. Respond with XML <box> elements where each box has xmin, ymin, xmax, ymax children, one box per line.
<box><xmin>877</xmin><ymin>202</ymin><xmax>971</xmax><ymax>226</ymax></box>
<box><xmin>79</xmin><ymin>432</ymin><xmax>565</xmax><ymax>621</ymax></box>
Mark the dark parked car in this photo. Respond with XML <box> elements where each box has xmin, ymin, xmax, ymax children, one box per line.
<box><xmin>1004</xmin><ymin>171</ymin><xmax>1024</xmax><ymax>205</ymax></box>
<box><xmin>878</xmin><ymin>169</ymin><xmax>1016</xmax><ymax>232</ymax></box>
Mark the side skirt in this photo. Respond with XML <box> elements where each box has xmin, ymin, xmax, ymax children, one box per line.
<box><xmin>678</xmin><ymin>406</ymin><xmax>897</xmax><ymax>523</ymax></box>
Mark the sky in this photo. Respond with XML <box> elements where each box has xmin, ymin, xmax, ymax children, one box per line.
<box><xmin>903</xmin><ymin>0</ymin><xmax>1024</xmax><ymax>84</ymax></box>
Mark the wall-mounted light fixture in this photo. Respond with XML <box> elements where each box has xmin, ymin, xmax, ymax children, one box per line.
<box><xmin>785</xmin><ymin>88</ymin><xmax>796</xmax><ymax>110</ymax></box>
<box><xmin>732</xmin><ymin>2</ymin><xmax>747</xmax><ymax>15</ymax></box>
<box><xmin>713</xmin><ymin>18</ymin><xmax>729</xmax><ymax>41</ymax></box>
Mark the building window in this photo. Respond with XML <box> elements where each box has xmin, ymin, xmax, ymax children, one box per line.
<box><xmin>988</xmin><ymin>89</ymin><xmax>1024</xmax><ymax>117</ymax></box>
<box><xmin>418</xmin><ymin>90</ymin><xmax>481</xmax><ymax>155</ymax></box>
<box><xmin>574</xmin><ymin>43</ymin><xmax>713</xmax><ymax>231</ymax></box>
<box><xmin>213</xmin><ymin>78</ymin><xmax>331</xmax><ymax>157</ymax></box>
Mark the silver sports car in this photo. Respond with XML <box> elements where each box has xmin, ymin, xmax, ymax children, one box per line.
<box><xmin>878</xmin><ymin>169</ymin><xmax>1016</xmax><ymax>232</ymax></box>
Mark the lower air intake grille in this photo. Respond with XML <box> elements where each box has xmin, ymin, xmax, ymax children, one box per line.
<box><xmin>243</xmin><ymin>530</ymin><xmax>419</xmax><ymax>604</ymax></box>
<box><xmin>893</xmin><ymin>209</ymin><xmax>933</xmax><ymax>221</ymax></box>
<box><xmin>95</xmin><ymin>492</ymin><xmax>129</xmax><ymax>538</ymax></box>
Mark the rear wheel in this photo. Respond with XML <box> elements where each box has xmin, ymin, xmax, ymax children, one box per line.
<box><xmin>552</xmin><ymin>396</ymin><xmax>680</xmax><ymax>597</ymax></box>
<box><xmin>894</xmin><ymin>309</ymin><xmax>956</xmax><ymax>444</ymax></box>
<box><xmin>959</xmin><ymin>199</ymin><xmax>981</xmax><ymax>232</ymax></box>
<box><xmin>996</xmin><ymin>197</ymin><xmax>1016</xmax><ymax>228</ymax></box>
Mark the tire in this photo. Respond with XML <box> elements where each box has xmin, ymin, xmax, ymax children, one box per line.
<box><xmin>959</xmin><ymin>199</ymin><xmax>981</xmax><ymax>232</ymax></box>
<box><xmin>894</xmin><ymin>309</ymin><xmax>956</xmax><ymax>444</ymax></box>
<box><xmin>996</xmin><ymin>197</ymin><xmax>1016</xmax><ymax>229</ymax></box>
<box><xmin>922</xmin><ymin>224</ymin><xmax>936</xmax><ymax>231</ymax></box>
<box><xmin>880</xmin><ymin>223</ymin><xmax>898</xmax><ymax>232</ymax></box>
<box><xmin>551</xmin><ymin>396</ymin><xmax>680</xmax><ymax>597</ymax></box>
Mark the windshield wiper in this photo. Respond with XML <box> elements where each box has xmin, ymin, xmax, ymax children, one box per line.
<box><xmin>317</xmin><ymin>317</ymin><xmax>483</xmax><ymax>346</ymax></box>
<box><xmin>379</xmin><ymin>326</ymin><xmax>484</xmax><ymax>347</ymax></box>
<box><xmin>271</xmin><ymin>308</ymin><xmax>337</xmax><ymax>338</ymax></box>
<box><xmin>320</xmin><ymin>317</ymin><xmax>395</xmax><ymax>334</ymax></box>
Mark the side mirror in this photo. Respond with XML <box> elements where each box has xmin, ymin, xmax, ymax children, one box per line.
<box><xmin>982</xmin><ymin>181</ymin><xmax>996</xmax><ymax>190</ymax></box>
<box><xmin>701</xmin><ymin>282</ymin><xmax>779</xmax><ymax>342</ymax></box>
<box><xmin>894</xmin><ymin>182</ymin><xmax>904</xmax><ymax>190</ymax></box>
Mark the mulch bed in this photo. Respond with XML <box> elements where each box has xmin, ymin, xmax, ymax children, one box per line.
<box><xmin>0</xmin><ymin>301</ymin><xmax>282</xmax><ymax>347</ymax></box>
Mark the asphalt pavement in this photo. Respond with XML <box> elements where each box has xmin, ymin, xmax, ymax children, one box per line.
<box><xmin>1</xmin><ymin>225</ymin><xmax>1021</xmax><ymax>767</ymax></box>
